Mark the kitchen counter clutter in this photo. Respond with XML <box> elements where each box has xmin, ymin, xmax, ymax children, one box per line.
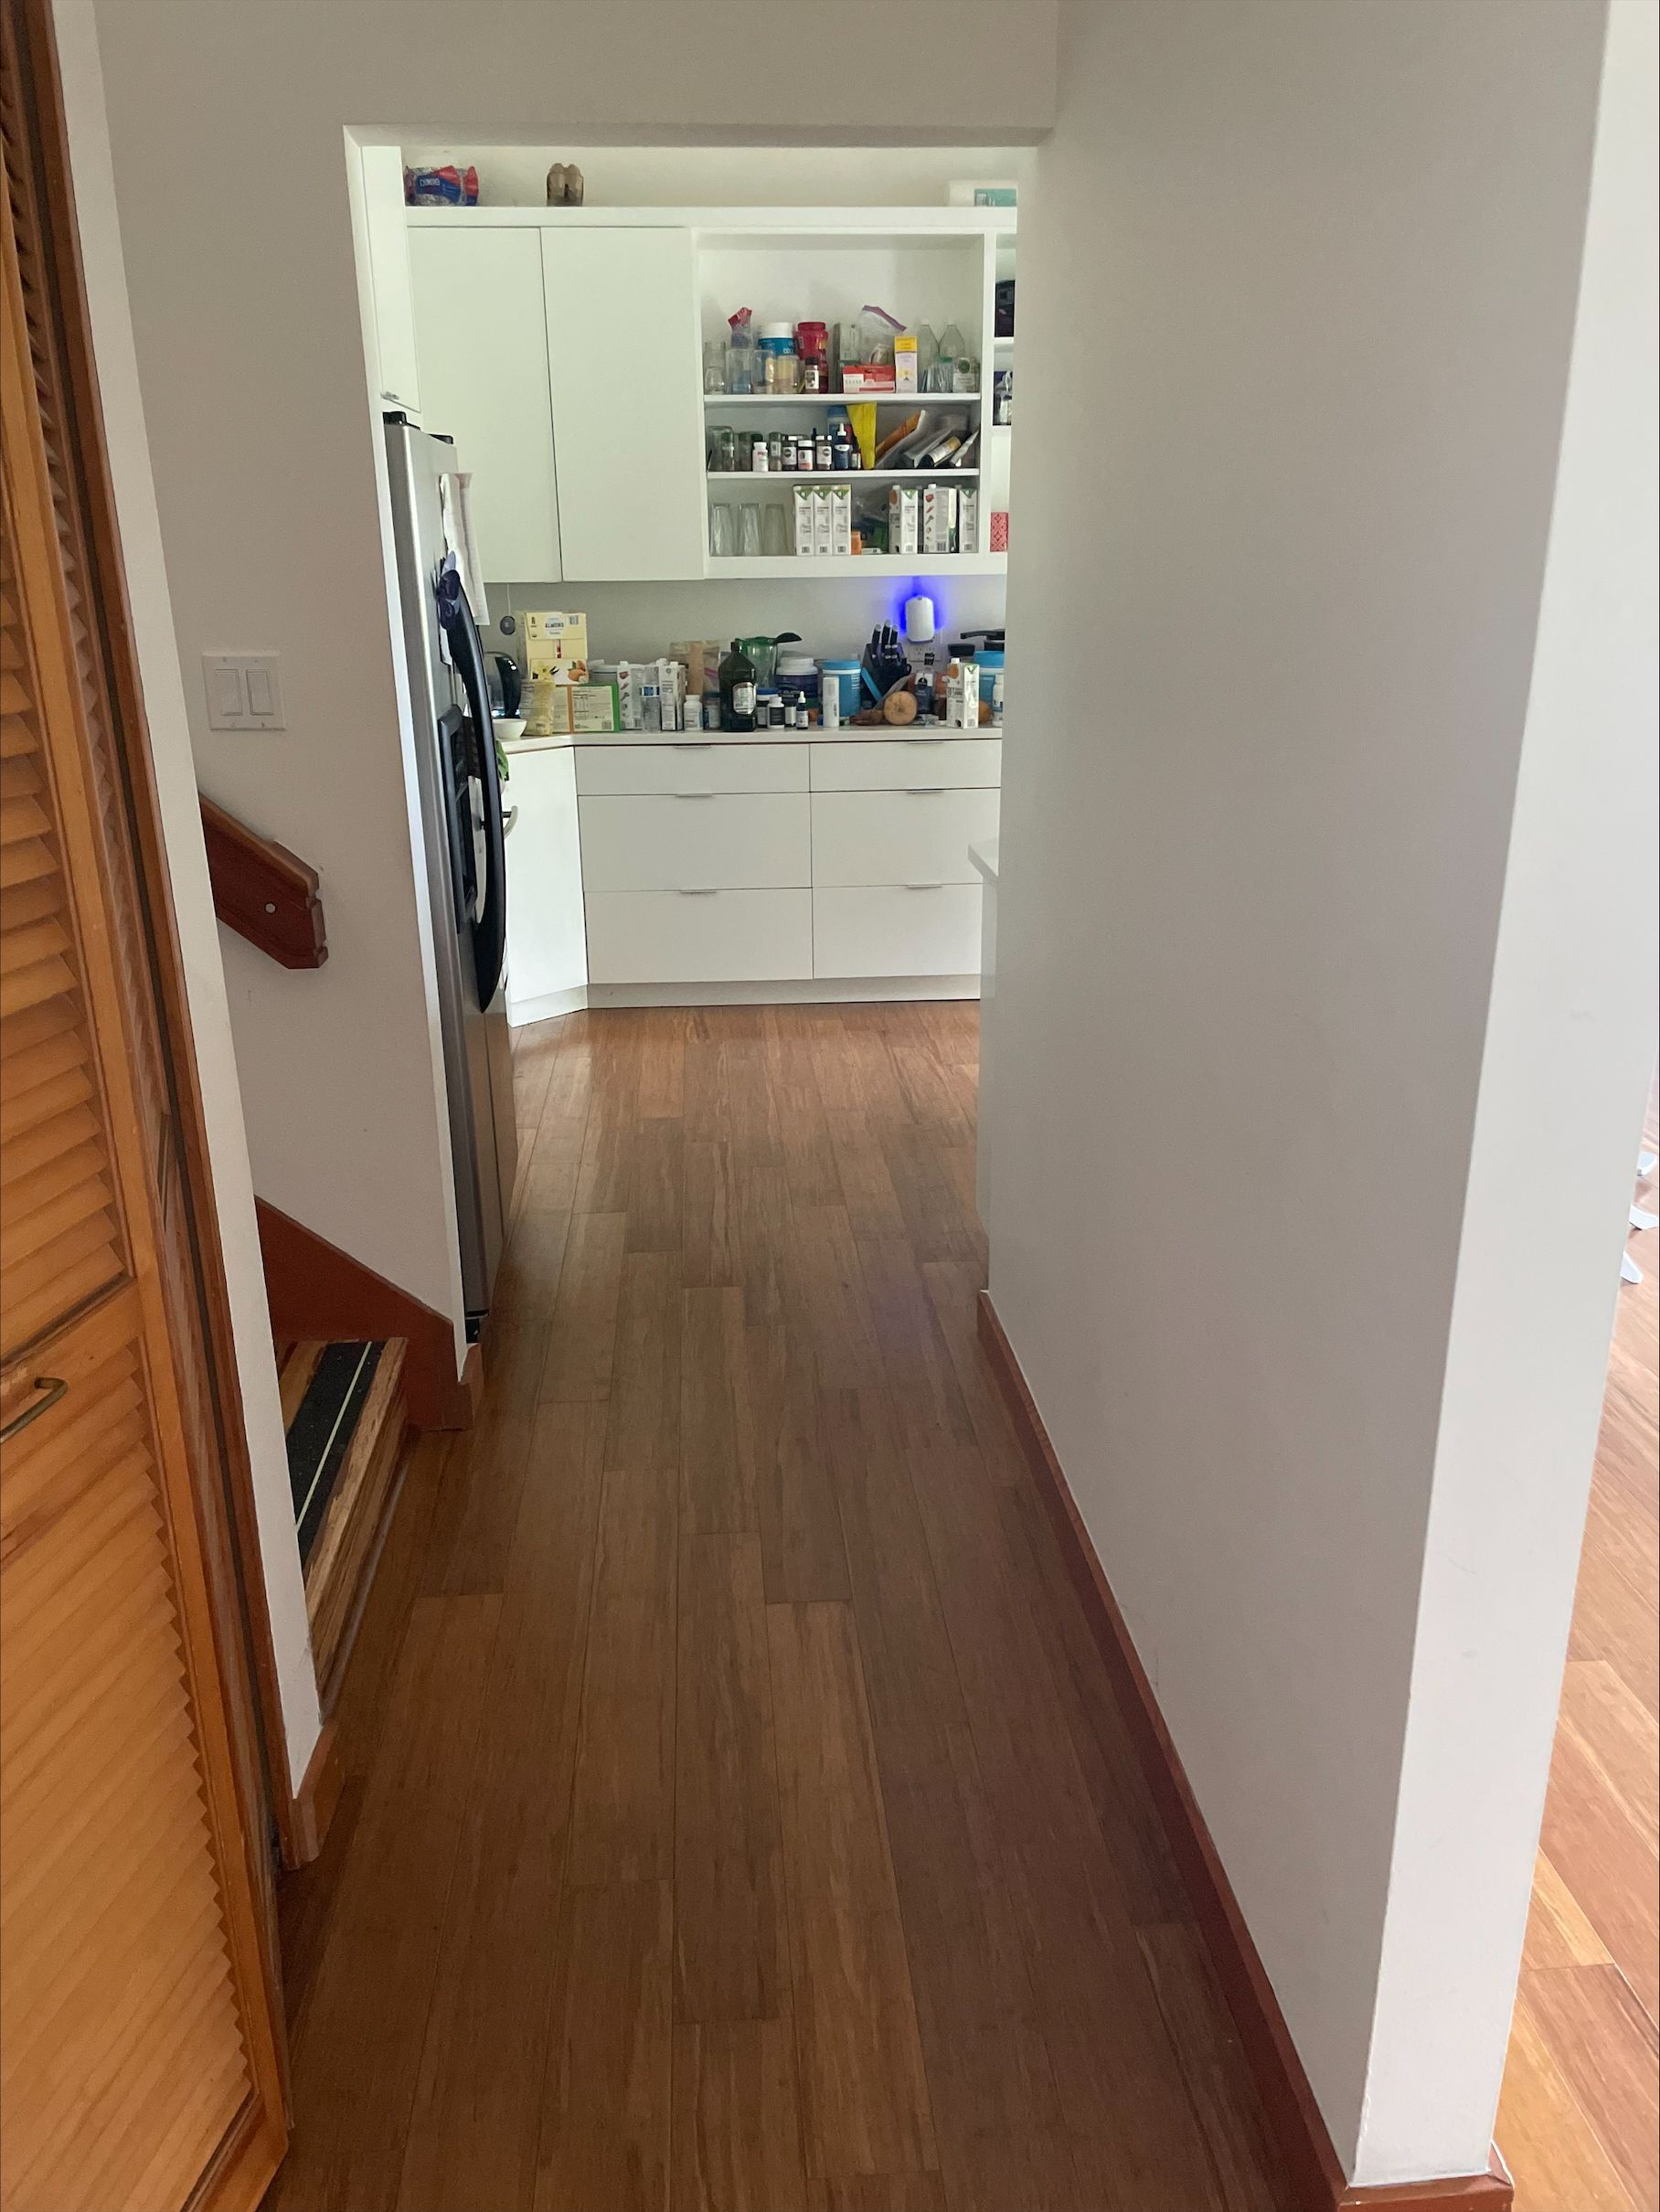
<box><xmin>497</xmin><ymin>601</ymin><xmax>1003</xmax><ymax>1016</ymax></box>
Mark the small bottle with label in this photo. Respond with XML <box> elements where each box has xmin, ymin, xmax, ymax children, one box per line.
<box><xmin>814</xmin><ymin>426</ymin><xmax>834</xmax><ymax>471</ymax></box>
<box><xmin>751</xmin><ymin>435</ymin><xmax>769</xmax><ymax>473</ymax></box>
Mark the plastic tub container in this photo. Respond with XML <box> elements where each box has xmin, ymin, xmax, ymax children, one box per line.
<box><xmin>819</xmin><ymin>660</ymin><xmax>861</xmax><ymax>718</ymax></box>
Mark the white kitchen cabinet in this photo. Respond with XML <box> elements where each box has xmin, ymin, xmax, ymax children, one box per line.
<box><xmin>587</xmin><ymin>890</ymin><xmax>813</xmax><ymax>986</ymax></box>
<box><xmin>575</xmin><ymin>742</ymin><xmax>807</xmax><ymax>797</ymax></box>
<box><xmin>809</xmin><ymin>738</ymin><xmax>1002</xmax><ymax>792</ymax></box>
<box><xmin>409</xmin><ymin>228</ymin><xmax>561</xmax><ymax>580</ymax></box>
<box><xmin>579</xmin><ymin>793</ymin><xmax>810</xmax><ymax>894</ymax></box>
<box><xmin>503</xmin><ymin>746</ymin><xmax>586</xmax><ymax>1022</ymax></box>
<box><xmin>811</xmin><ymin>788</ymin><xmax>1000</xmax><ymax>889</ymax></box>
<box><xmin>542</xmin><ymin>229</ymin><xmax>706</xmax><ymax>581</ymax></box>
<box><xmin>360</xmin><ymin>146</ymin><xmax>421</xmax><ymax>419</ymax></box>
<box><xmin>813</xmin><ymin>885</ymin><xmax>982</xmax><ymax>980</ymax></box>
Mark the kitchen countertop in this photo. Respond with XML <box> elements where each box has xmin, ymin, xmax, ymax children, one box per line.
<box><xmin>969</xmin><ymin>838</ymin><xmax>999</xmax><ymax>883</ymax></box>
<box><xmin>505</xmin><ymin>723</ymin><xmax>1004</xmax><ymax>756</ymax></box>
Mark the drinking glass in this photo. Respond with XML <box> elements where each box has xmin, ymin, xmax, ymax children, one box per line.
<box><xmin>761</xmin><ymin>504</ymin><xmax>791</xmax><ymax>558</ymax></box>
<box><xmin>739</xmin><ymin>504</ymin><xmax>762</xmax><ymax>558</ymax></box>
<box><xmin>703</xmin><ymin>340</ymin><xmax>727</xmax><ymax>394</ymax></box>
<box><xmin>709</xmin><ymin>504</ymin><xmax>734</xmax><ymax>558</ymax></box>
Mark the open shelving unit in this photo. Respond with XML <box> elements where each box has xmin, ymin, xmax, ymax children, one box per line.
<box><xmin>694</xmin><ymin>210</ymin><xmax>1010</xmax><ymax>575</ymax></box>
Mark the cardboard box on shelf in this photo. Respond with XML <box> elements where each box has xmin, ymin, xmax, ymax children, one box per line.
<box><xmin>922</xmin><ymin>484</ymin><xmax>959</xmax><ymax>556</ymax></box>
<box><xmin>793</xmin><ymin>486</ymin><xmax>815</xmax><ymax>558</ymax></box>
<box><xmin>830</xmin><ymin>484</ymin><xmax>853</xmax><ymax>557</ymax></box>
<box><xmin>888</xmin><ymin>485</ymin><xmax>920</xmax><ymax>557</ymax></box>
<box><xmin>894</xmin><ymin>334</ymin><xmax>919</xmax><ymax>394</ymax></box>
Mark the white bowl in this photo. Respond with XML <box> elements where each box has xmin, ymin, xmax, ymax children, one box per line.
<box><xmin>495</xmin><ymin>717</ymin><xmax>527</xmax><ymax>744</ymax></box>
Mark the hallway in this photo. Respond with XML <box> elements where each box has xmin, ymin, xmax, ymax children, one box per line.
<box><xmin>270</xmin><ymin>1002</ymin><xmax>1294</xmax><ymax>2212</ymax></box>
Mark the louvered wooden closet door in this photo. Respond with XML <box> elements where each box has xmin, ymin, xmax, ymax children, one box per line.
<box><xmin>0</xmin><ymin>6</ymin><xmax>287</xmax><ymax>2207</ymax></box>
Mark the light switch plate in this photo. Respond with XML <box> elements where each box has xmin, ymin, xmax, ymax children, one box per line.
<box><xmin>204</xmin><ymin>652</ymin><xmax>284</xmax><ymax>730</ymax></box>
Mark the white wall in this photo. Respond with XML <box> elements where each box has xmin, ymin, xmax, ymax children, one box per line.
<box><xmin>89</xmin><ymin>1</ymin><xmax>1054</xmax><ymax>1324</ymax></box>
<box><xmin>985</xmin><ymin>0</ymin><xmax>1647</xmax><ymax>2187</ymax></box>
<box><xmin>53</xmin><ymin>0</ymin><xmax>321</xmax><ymax>1792</ymax></box>
<box><xmin>1359</xmin><ymin>1</ymin><xmax>1658</xmax><ymax>2180</ymax></box>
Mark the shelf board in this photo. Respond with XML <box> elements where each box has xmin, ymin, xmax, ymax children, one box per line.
<box><xmin>708</xmin><ymin>469</ymin><xmax>981</xmax><ymax>484</ymax></box>
<box><xmin>704</xmin><ymin>553</ymin><xmax>1006</xmax><ymax>579</ymax></box>
<box><xmin>703</xmin><ymin>391</ymin><xmax>984</xmax><ymax>408</ymax></box>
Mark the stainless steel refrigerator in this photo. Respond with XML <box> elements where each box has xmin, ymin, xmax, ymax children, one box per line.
<box><xmin>383</xmin><ymin>416</ymin><xmax>517</xmax><ymax>1329</ymax></box>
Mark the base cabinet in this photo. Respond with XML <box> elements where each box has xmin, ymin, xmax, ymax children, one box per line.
<box><xmin>813</xmin><ymin>884</ymin><xmax>982</xmax><ymax>979</ymax></box>
<box><xmin>504</xmin><ymin>748</ymin><xmax>586</xmax><ymax>1017</ymax></box>
<box><xmin>586</xmin><ymin>888</ymin><xmax>814</xmax><ymax>985</ymax></box>
<box><xmin>512</xmin><ymin>734</ymin><xmax>1000</xmax><ymax>1013</ymax></box>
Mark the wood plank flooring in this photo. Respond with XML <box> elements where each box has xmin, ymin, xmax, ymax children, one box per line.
<box><xmin>1500</xmin><ymin>1090</ymin><xmax>1660</xmax><ymax>2212</ymax></box>
<box><xmin>270</xmin><ymin>1002</ymin><xmax>1294</xmax><ymax>2212</ymax></box>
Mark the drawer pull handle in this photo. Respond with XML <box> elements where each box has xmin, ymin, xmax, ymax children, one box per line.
<box><xmin>675</xmin><ymin>792</ymin><xmax>717</xmax><ymax>801</ymax></box>
<box><xmin>904</xmin><ymin>882</ymin><xmax>946</xmax><ymax>891</ymax></box>
<box><xmin>671</xmin><ymin>743</ymin><xmax>714</xmax><ymax>751</ymax></box>
<box><xmin>904</xmin><ymin>787</ymin><xmax>946</xmax><ymax>796</ymax></box>
<box><xmin>2</xmin><ymin>1377</ymin><xmax>68</xmax><ymax>1444</ymax></box>
<box><xmin>677</xmin><ymin>887</ymin><xmax>719</xmax><ymax>896</ymax></box>
<box><xmin>901</xmin><ymin>739</ymin><xmax>948</xmax><ymax>746</ymax></box>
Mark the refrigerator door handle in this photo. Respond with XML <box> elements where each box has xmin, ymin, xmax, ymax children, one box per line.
<box><xmin>440</xmin><ymin>569</ymin><xmax>508</xmax><ymax>1007</ymax></box>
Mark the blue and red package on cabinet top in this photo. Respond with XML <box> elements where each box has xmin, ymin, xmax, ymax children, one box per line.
<box><xmin>404</xmin><ymin>165</ymin><xmax>478</xmax><ymax>207</ymax></box>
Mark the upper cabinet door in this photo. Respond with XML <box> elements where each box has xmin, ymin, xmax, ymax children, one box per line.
<box><xmin>542</xmin><ymin>229</ymin><xmax>705</xmax><ymax>581</ymax></box>
<box><xmin>410</xmin><ymin>228</ymin><xmax>562</xmax><ymax>581</ymax></box>
<box><xmin>360</xmin><ymin>146</ymin><xmax>421</xmax><ymax>417</ymax></box>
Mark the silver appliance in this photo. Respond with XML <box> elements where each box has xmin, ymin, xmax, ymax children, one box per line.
<box><xmin>383</xmin><ymin>417</ymin><xmax>517</xmax><ymax>1328</ymax></box>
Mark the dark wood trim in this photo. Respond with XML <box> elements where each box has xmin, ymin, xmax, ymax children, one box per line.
<box><xmin>285</xmin><ymin>1721</ymin><xmax>344</xmax><ymax>1868</ymax></box>
<box><xmin>974</xmin><ymin>1291</ymin><xmax>1514</xmax><ymax>2212</ymax></box>
<box><xmin>199</xmin><ymin>793</ymin><xmax>326</xmax><ymax>970</ymax></box>
<box><xmin>314</xmin><ymin>1420</ymin><xmax>416</xmax><ymax>1717</ymax></box>
<box><xmin>1336</xmin><ymin>2154</ymin><xmax>1512</xmax><ymax>2208</ymax></box>
<box><xmin>255</xmin><ymin>1198</ymin><xmax>477</xmax><ymax>1431</ymax></box>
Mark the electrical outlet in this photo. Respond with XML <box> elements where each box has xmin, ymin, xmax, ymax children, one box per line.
<box><xmin>203</xmin><ymin>653</ymin><xmax>284</xmax><ymax>730</ymax></box>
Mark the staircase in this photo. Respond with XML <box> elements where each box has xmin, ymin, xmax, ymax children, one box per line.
<box><xmin>276</xmin><ymin>1337</ymin><xmax>410</xmax><ymax>1706</ymax></box>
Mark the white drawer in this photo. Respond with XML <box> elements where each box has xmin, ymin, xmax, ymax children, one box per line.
<box><xmin>809</xmin><ymin>738</ymin><xmax>1001</xmax><ymax>792</ymax></box>
<box><xmin>814</xmin><ymin>885</ymin><xmax>982</xmax><ymax>980</ymax></box>
<box><xmin>587</xmin><ymin>889</ymin><xmax>813</xmax><ymax>984</ymax></box>
<box><xmin>810</xmin><ymin>788</ymin><xmax>1000</xmax><ymax>888</ymax></box>
<box><xmin>578</xmin><ymin>792</ymin><xmax>811</xmax><ymax>892</ymax></box>
<box><xmin>575</xmin><ymin>742</ymin><xmax>807</xmax><ymax>796</ymax></box>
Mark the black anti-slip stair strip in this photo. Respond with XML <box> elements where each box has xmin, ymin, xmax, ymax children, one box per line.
<box><xmin>288</xmin><ymin>1340</ymin><xmax>385</xmax><ymax>1567</ymax></box>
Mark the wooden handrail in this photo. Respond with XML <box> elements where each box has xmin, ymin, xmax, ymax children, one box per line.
<box><xmin>199</xmin><ymin>795</ymin><xmax>326</xmax><ymax>969</ymax></box>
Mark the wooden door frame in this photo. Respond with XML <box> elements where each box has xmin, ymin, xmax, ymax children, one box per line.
<box><xmin>3</xmin><ymin>0</ymin><xmax>298</xmax><ymax>1993</ymax></box>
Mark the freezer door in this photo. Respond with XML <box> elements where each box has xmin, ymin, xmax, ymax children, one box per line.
<box><xmin>383</xmin><ymin>418</ymin><xmax>516</xmax><ymax>1318</ymax></box>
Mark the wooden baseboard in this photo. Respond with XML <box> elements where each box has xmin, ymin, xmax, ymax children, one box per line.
<box><xmin>974</xmin><ymin>1290</ymin><xmax>1514</xmax><ymax>2212</ymax></box>
<box><xmin>1336</xmin><ymin>2157</ymin><xmax>1512</xmax><ymax>2208</ymax></box>
<box><xmin>283</xmin><ymin>1720</ymin><xmax>343</xmax><ymax>1868</ymax></box>
<box><xmin>255</xmin><ymin>1197</ymin><xmax>476</xmax><ymax>1430</ymax></box>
